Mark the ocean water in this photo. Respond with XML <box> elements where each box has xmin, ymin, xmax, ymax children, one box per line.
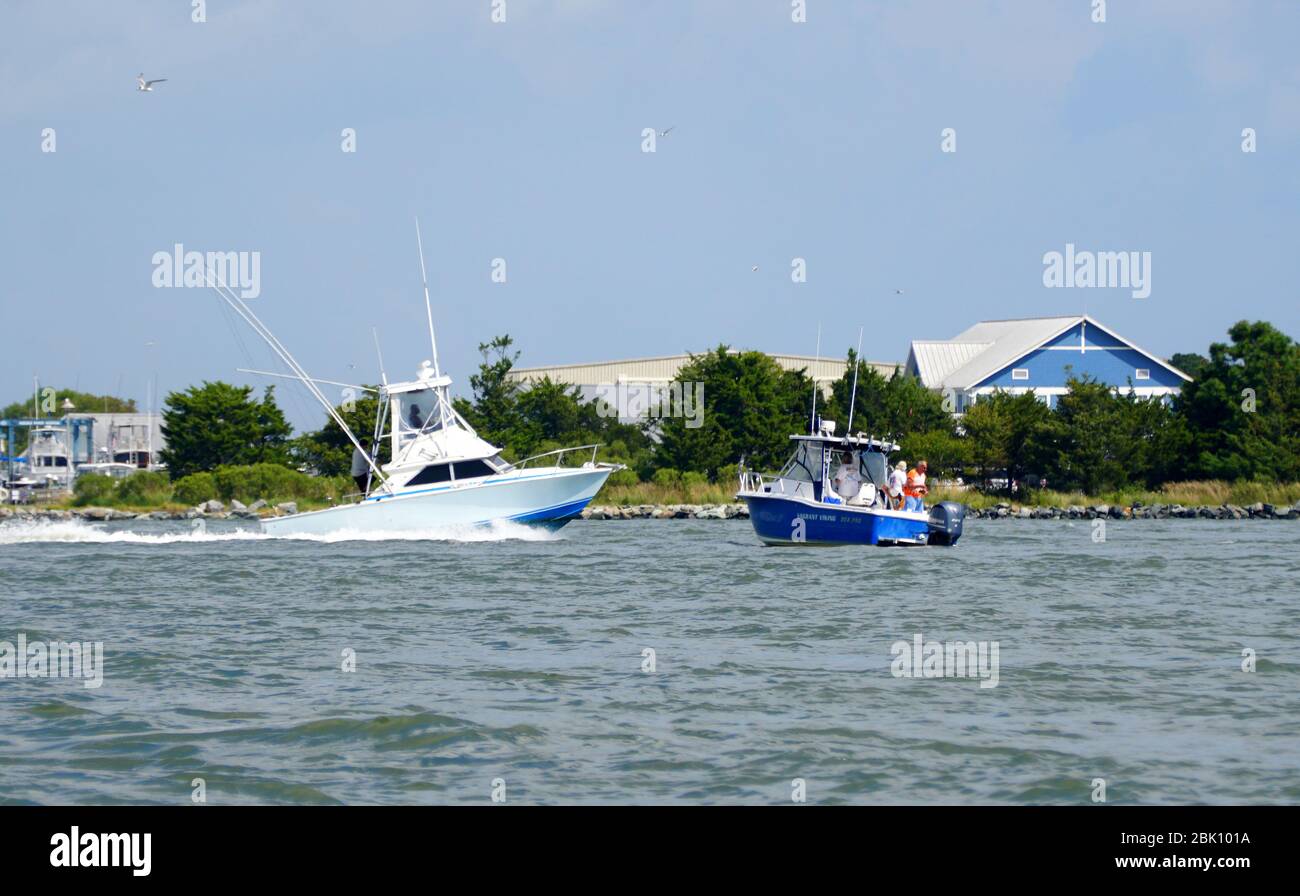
<box><xmin>0</xmin><ymin>516</ymin><xmax>1296</xmax><ymax>805</ymax></box>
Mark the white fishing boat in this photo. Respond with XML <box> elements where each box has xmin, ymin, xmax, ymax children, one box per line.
<box><xmin>208</xmin><ymin>222</ymin><xmax>622</xmax><ymax>537</ymax></box>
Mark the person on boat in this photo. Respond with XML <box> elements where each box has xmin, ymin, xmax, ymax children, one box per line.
<box><xmin>351</xmin><ymin>443</ymin><xmax>370</xmax><ymax>495</ymax></box>
<box><xmin>904</xmin><ymin>459</ymin><xmax>929</xmax><ymax>510</ymax></box>
<box><xmin>832</xmin><ymin>451</ymin><xmax>861</xmax><ymax>503</ymax></box>
<box><xmin>887</xmin><ymin>461</ymin><xmax>907</xmax><ymax>509</ymax></box>
<box><xmin>408</xmin><ymin>404</ymin><xmax>425</xmax><ymax>431</ymax></box>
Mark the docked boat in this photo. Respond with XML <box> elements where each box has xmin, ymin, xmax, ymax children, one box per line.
<box><xmin>737</xmin><ymin>423</ymin><xmax>965</xmax><ymax>547</ymax></box>
<box><xmin>209</xmin><ymin>221</ymin><xmax>621</xmax><ymax>537</ymax></box>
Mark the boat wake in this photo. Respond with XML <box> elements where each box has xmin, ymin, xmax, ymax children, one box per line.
<box><xmin>0</xmin><ymin>518</ymin><xmax>560</xmax><ymax>545</ymax></box>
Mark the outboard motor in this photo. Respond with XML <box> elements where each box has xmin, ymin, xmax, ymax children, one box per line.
<box><xmin>927</xmin><ymin>501</ymin><xmax>966</xmax><ymax>546</ymax></box>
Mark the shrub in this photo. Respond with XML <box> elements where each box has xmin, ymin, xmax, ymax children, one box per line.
<box><xmin>115</xmin><ymin>470</ymin><xmax>173</xmax><ymax>506</ymax></box>
<box><xmin>651</xmin><ymin>468</ymin><xmax>682</xmax><ymax>488</ymax></box>
<box><xmin>605</xmin><ymin>468</ymin><xmax>640</xmax><ymax>488</ymax></box>
<box><xmin>681</xmin><ymin>470</ymin><xmax>708</xmax><ymax>488</ymax></box>
<box><xmin>172</xmin><ymin>472</ymin><xmax>218</xmax><ymax>506</ymax></box>
<box><xmin>72</xmin><ymin>474</ymin><xmax>117</xmax><ymax>507</ymax></box>
<box><xmin>211</xmin><ymin>464</ymin><xmax>333</xmax><ymax>503</ymax></box>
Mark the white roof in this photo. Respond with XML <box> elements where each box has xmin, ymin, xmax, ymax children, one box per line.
<box><xmin>907</xmin><ymin>341</ymin><xmax>993</xmax><ymax>385</ymax></box>
<box><xmin>941</xmin><ymin>317</ymin><xmax>1079</xmax><ymax>389</ymax></box>
<box><xmin>909</xmin><ymin>315</ymin><xmax>1190</xmax><ymax>390</ymax></box>
<box><xmin>507</xmin><ymin>351</ymin><xmax>899</xmax><ymax>386</ymax></box>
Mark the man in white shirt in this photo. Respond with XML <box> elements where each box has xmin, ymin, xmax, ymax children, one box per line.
<box><xmin>887</xmin><ymin>461</ymin><xmax>906</xmax><ymax>509</ymax></box>
<box><xmin>832</xmin><ymin>451</ymin><xmax>861</xmax><ymax>502</ymax></box>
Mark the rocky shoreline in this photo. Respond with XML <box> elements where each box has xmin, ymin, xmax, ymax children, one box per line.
<box><xmin>3</xmin><ymin>498</ymin><xmax>1299</xmax><ymax>523</ymax></box>
<box><xmin>961</xmin><ymin>500</ymin><xmax>1300</xmax><ymax>520</ymax></box>
<box><xmin>0</xmin><ymin>498</ymin><xmax>297</xmax><ymax>523</ymax></box>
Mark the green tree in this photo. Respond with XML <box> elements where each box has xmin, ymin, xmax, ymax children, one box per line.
<box><xmin>159</xmin><ymin>382</ymin><xmax>292</xmax><ymax>478</ymax></box>
<box><xmin>897</xmin><ymin>428</ymin><xmax>971</xmax><ymax>478</ymax></box>
<box><xmin>1169</xmin><ymin>352</ymin><xmax>1209</xmax><ymax>381</ymax></box>
<box><xmin>454</xmin><ymin>335</ymin><xmax>524</xmax><ymax>450</ymax></box>
<box><xmin>452</xmin><ymin>334</ymin><xmax>655</xmax><ymax>469</ymax></box>
<box><xmin>293</xmin><ymin>390</ymin><xmax>389</xmax><ymax>476</ymax></box>
<box><xmin>959</xmin><ymin>390</ymin><xmax>1052</xmax><ymax>489</ymax></box>
<box><xmin>1176</xmin><ymin>321</ymin><xmax>1300</xmax><ymax>481</ymax></box>
<box><xmin>1031</xmin><ymin>377</ymin><xmax>1145</xmax><ymax>493</ymax></box>
<box><xmin>827</xmin><ymin>355</ymin><xmax>951</xmax><ymax>438</ymax></box>
<box><xmin>655</xmin><ymin>346</ymin><xmax>812</xmax><ymax>476</ymax></box>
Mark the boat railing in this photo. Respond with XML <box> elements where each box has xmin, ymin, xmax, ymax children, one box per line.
<box><xmin>739</xmin><ymin>469</ymin><xmax>790</xmax><ymax>495</ymax></box>
<box><xmin>513</xmin><ymin>444</ymin><xmax>602</xmax><ymax>471</ymax></box>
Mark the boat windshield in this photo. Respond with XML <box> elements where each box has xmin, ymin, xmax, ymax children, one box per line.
<box><xmin>395</xmin><ymin>389</ymin><xmax>444</xmax><ymax>446</ymax></box>
<box><xmin>783</xmin><ymin>441</ymin><xmax>889</xmax><ymax>489</ymax></box>
<box><xmin>859</xmin><ymin>450</ymin><xmax>888</xmax><ymax>488</ymax></box>
<box><xmin>779</xmin><ymin>442</ymin><xmax>821</xmax><ymax>482</ymax></box>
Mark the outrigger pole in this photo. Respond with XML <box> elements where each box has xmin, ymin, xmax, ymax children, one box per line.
<box><xmin>413</xmin><ymin>218</ymin><xmax>453</xmax><ymax>433</ymax></box>
<box><xmin>204</xmin><ymin>271</ymin><xmax>389</xmax><ymax>490</ymax></box>
<box><xmin>809</xmin><ymin>322</ymin><xmax>821</xmax><ymax>435</ymax></box>
<box><xmin>372</xmin><ymin>327</ymin><xmax>388</xmax><ymax>386</ymax></box>
<box><xmin>846</xmin><ymin>327</ymin><xmax>864</xmax><ymax>435</ymax></box>
<box><xmin>236</xmin><ymin>368</ymin><xmax>377</xmax><ymax>393</ymax></box>
<box><xmin>414</xmin><ymin>219</ymin><xmax>440</xmax><ymax>378</ymax></box>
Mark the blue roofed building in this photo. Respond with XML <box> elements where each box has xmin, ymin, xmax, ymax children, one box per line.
<box><xmin>904</xmin><ymin>315</ymin><xmax>1191</xmax><ymax>413</ymax></box>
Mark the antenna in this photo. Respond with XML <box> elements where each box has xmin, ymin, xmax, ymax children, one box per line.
<box><xmin>414</xmin><ymin>218</ymin><xmax>440</xmax><ymax>377</ymax></box>
<box><xmin>846</xmin><ymin>327</ymin><xmax>864</xmax><ymax>434</ymax></box>
<box><xmin>809</xmin><ymin>322</ymin><xmax>821</xmax><ymax>434</ymax></box>
<box><xmin>372</xmin><ymin>327</ymin><xmax>388</xmax><ymax>386</ymax></box>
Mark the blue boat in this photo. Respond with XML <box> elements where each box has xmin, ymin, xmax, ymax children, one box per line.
<box><xmin>736</xmin><ymin>427</ymin><xmax>965</xmax><ymax>547</ymax></box>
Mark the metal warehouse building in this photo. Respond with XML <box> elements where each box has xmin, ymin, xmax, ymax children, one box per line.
<box><xmin>506</xmin><ymin>352</ymin><xmax>900</xmax><ymax>423</ymax></box>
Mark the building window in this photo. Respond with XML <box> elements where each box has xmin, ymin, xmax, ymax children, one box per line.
<box><xmin>1011</xmin><ymin>368</ymin><xmax>1029</xmax><ymax>381</ymax></box>
<box><xmin>1135</xmin><ymin>368</ymin><xmax>1150</xmax><ymax>380</ymax></box>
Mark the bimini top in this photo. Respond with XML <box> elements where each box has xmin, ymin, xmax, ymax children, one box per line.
<box><xmin>789</xmin><ymin>433</ymin><xmax>900</xmax><ymax>453</ymax></box>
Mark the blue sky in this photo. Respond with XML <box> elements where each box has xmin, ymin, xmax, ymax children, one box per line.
<box><xmin>3</xmin><ymin>0</ymin><xmax>1298</xmax><ymax>431</ymax></box>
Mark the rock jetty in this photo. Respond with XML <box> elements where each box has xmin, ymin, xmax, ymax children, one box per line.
<box><xmin>2</xmin><ymin>500</ymin><xmax>1297</xmax><ymax>523</ymax></box>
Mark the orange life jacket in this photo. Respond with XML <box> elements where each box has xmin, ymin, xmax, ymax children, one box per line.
<box><xmin>904</xmin><ymin>469</ymin><xmax>927</xmax><ymax>496</ymax></box>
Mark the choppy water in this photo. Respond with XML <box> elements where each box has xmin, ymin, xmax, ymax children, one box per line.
<box><xmin>0</xmin><ymin>516</ymin><xmax>1297</xmax><ymax>805</ymax></box>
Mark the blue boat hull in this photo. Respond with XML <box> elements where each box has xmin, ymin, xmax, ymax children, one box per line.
<box><xmin>743</xmin><ymin>494</ymin><xmax>944</xmax><ymax>546</ymax></box>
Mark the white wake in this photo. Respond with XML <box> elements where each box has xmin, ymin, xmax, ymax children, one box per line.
<box><xmin>0</xmin><ymin>517</ymin><xmax>560</xmax><ymax>545</ymax></box>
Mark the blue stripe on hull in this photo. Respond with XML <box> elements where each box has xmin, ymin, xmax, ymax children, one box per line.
<box><xmin>743</xmin><ymin>495</ymin><xmax>930</xmax><ymax>546</ymax></box>
<box><xmin>506</xmin><ymin>497</ymin><xmax>592</xmax><ymax>528</ymax></box>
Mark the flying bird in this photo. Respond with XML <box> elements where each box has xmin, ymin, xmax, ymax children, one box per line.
<box><xmin>752</xmin><ymin>265</ymin><xmax>759</xmax><ymax>272</ymax></box>
<box><xmin>137</xmin><ymin>73</ymin><xmax>167</xmax><ymax>92</ymax></box>
<box><xmin>658</xmin><ymin>126</ymin><xmax>675</xmax><ymax>137</ymax></box>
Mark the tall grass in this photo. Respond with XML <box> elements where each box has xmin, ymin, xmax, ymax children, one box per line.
<box><xmin>595</xmin><ymin>479</ymin><xmax>738</xmax><ymax>506</ymax></box>
<box><xmin>929</xmin><ymin>480</ymin><xmax>1300</xmax><ymax>510</ymax></box>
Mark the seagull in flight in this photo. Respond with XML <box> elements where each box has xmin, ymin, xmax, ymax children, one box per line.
<box><xmin>137</xmin><ymin>73</ymin><xmax>167</xmax><ymax>92</ymax></box>
<box><xmin>658</xmin><ymin>126</ymin><xmax>675</xmax><ymax>137</ymax></box>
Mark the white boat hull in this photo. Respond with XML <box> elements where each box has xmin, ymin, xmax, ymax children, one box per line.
<box><xmin>260</xmin><ymin>467</ymin><xmax>612</xmax><ymax>537</ymax></box>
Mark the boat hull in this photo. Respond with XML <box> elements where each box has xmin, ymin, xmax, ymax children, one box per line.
<box><xmin>261</xmin><ymin>467</ymin><xmax>611</xmax><ymax>537</ymax></box>
<box><xmin>742</xmin><ymin>493</ymin><xmax>958</xmax><ymax>546</ymax></box>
